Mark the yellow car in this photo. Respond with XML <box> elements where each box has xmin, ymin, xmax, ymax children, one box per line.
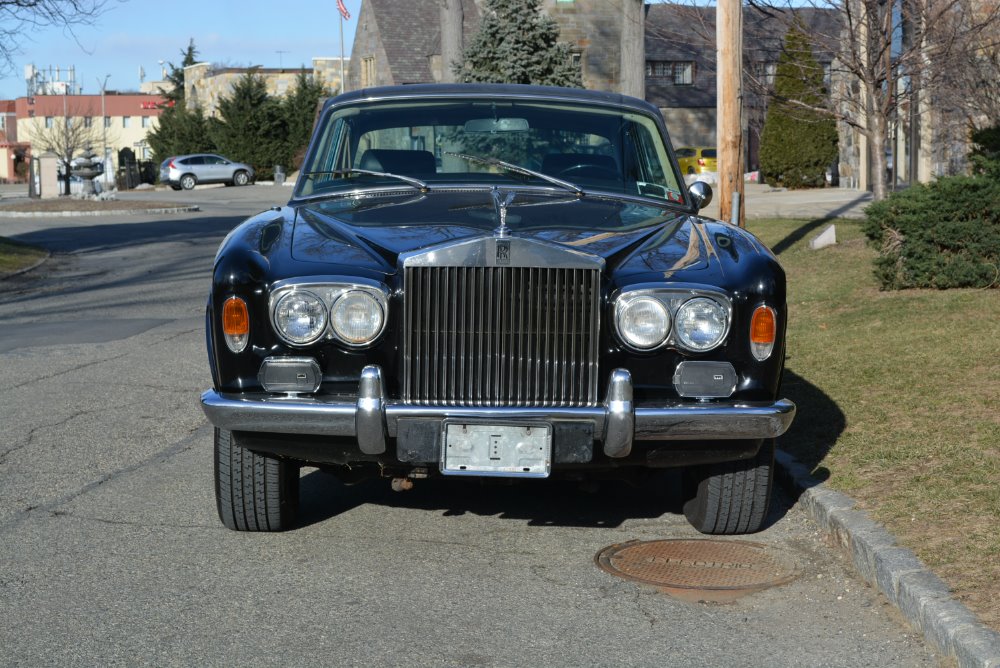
<box><xmin>675</xmin><ymin>147</ymin><xmax>718</xmax><ymax>175</ymax></box>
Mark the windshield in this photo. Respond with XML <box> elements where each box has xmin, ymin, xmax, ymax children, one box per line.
<box><xmin>296</xmin><ymin>98</ymin><xmax>686</xmax><ymax>205</ymax></box>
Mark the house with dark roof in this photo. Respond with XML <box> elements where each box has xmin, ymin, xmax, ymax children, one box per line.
<box><xmin>644</xmin><ymin>4</ymin><xmax>842</xmax><ymax>169</ymax></box>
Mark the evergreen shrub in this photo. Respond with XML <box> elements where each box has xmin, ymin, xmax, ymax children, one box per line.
<box><xmin>862</xmin><ymin>176</ymin><xmax>1000</xmax><ymax>289</ymax></box>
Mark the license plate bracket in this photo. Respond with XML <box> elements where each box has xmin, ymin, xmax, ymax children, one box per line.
<box><xmin>441</xmin><ymin>422</ymin><xmax>552</xmax><ymax>478</ymax></box>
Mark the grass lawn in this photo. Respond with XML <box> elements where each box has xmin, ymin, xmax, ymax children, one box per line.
<box><xmin>0</xmin><ymin>237</ymin><xmax>47</xmax><ymax>275</ymax></box>
<box><xmin>748</xmin><ymin>218</ymin><xmax>1000</xmax><ymax>629</ymax></box>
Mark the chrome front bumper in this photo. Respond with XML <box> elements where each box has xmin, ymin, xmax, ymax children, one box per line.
<box><xmin>200</xmin><ymin>366</ymin><xmax>795</xmax><ymax>459</ymax></box>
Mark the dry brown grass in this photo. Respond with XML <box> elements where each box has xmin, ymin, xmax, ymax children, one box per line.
<box><xmin>0</xmin><ymin>238</ymin><xmax>47</xmax><ymax>275</ymax></box>
<box><xmin>749</xmin><ymin>218</ymin><xmax>1000</xmax><ymax>630</ymax></box>
<box><xmin>0</xmin><ymin>198</ymin><xmax>186</xmax><ymax>213</ymax></box>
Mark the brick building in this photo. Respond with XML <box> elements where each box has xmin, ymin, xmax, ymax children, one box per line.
<box><xmin>0</xmin><ymin>92</ymin><xmax>166</xmax><ymax>182</ymax></box>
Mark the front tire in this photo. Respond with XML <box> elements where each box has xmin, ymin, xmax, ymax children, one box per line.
<box><xmin>214</xmin><ymin>428</ymin><xmax>299</xmax><ymax>531</ymax></box>
<box><xmin>682</xmin><ymin>439</ymin><xmax>774</xmax><ymax>535</ymax></box>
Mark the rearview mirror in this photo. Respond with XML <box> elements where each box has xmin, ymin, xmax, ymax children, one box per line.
<box><xmin>463</xmin><ymin>118</ymin><xmax>530</xmax><ymax>134</ymax></box>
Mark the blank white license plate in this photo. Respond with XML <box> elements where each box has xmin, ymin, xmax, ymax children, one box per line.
<box><xmin>441</xmin><ymin>423</ymin><xmax>552</xmax><ymax>478</ymax></box>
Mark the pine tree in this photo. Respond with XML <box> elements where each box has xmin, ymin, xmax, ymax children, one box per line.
<box><xmin>160</xmin><ymin>39</ymin><xmax>199</xmax><ymax>105</ymax></box>
<box><xmin>282</xmin><ymin>71</ymin><xmax>330</xmax><ymax>169</ymax></box>
<box><xmin>209</xmin><ymin>72</ymin><xmax>286</xmax><ymax>179</ymax></box>
<box><xmin>759</xmin><ymin>25</ymin><xmax>838</xmax><ymax>188</ymax></box>
<box><xmin>148</xmin><ymin>40</ymin><xmax>214</xmax><ymax>165</ymax></box>
<box><xmin>147</xmin><ymin>105</ymin><xmax>214</xmax><ymax>164</ymax></box>
<box><xmin>454</xmin><ymin>0</ymin><xmax>582</xmax><ymax>87</ymax></box>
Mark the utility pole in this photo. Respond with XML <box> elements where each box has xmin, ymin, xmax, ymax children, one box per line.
<box><xmin>620</xmin><ymin>0</ymin><xmax>645</xmax><ymax>98</ymax></box>
<box><xmin>439</xmin><ymin>0</ymin><xmax>464</xmax><ymax>83</ymax></box>
<box><xmin>717</xmin><ymin>0</ymin><xmax>745</xmax><ymax>227</ymax></box>
<box><xmin>99</xmin><ymin>75</ymin><xmax>111</xmax><ymax>188</ymax></box>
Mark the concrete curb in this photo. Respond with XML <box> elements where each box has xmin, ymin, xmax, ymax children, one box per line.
<box><xmin>775</xmin><ymin>449</ymin><xmax>1000</xmax><ymax>667</ymax></box>
<box><xmin>0</xmin><ymin>206</ymin><xmax>200</xmax><ymax>218</ymax></box>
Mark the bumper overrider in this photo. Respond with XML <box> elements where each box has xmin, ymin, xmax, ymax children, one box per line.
<box><xmin>201</xmin><ymin>366</ymin><xmax>795</xmax><ymax>459</ymax></box>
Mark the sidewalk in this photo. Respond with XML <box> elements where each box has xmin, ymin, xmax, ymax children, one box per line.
<box><xmin>0</xmin><ymin>183</ymin><xmax>29</xmax><ymax>201</ymax></box>
<box><xmin>699</xmin><ymin>183</ymin><xmax>873</xmax><ymax>221</ymax></box>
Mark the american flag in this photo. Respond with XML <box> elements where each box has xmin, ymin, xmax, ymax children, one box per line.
<box><xmin>337</xmin><ymin>0</ymin><xmax>350</xmax><ymax>20</ymax></box>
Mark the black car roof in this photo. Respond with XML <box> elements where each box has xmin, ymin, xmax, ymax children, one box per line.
<box><xmin>323</xmin><ymin>83</ymin><xmax>662</xmax><ymax>117</ymax></box>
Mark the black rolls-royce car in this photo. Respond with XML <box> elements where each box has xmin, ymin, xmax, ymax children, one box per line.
<box><xmin>201</xmin><ymin>84</ymin><xmax>795</xmax><ymax>535</ymax></box>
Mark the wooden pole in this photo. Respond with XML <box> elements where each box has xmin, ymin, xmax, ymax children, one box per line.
<box><xmin>620</xmin><ymin>0</ymin><xmax>645</xmax><ymax>98</ymax></box>
<box><xmin>440</xmin><ymin>0</ymin><xmax>464</xmax><ymax>84</ymax></box>
<box><xmin>717</xmin><ymin>0</ymin><xmax>745</xmax><ymax>227</ymax></box>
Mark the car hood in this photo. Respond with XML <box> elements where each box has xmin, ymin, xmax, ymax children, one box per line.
<box><xmin>291</xmin><ymin>190</ymin><xmax>716</xmax><ymax>278</ymax></box>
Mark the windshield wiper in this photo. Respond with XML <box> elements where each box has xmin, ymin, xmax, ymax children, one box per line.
<box><xmin>302</xmin><ymin>168</ymin><xmax>430</xmax><ymax>193</ymax></box>
<box><xmin>446</xmin><ymin>152</ymin><xmax>585</xmax><ymax>197</ymax></box>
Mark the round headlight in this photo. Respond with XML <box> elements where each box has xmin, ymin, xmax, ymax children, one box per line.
<box><xmin>675</xmin><ymin>297</ymin><xmax>728</xmax><ymax>351</ymax></box>
<box><xmin>273</xmin><ymin>290</ymin><xmax>328</xmax><ymax>344</ymax></box>
<box><xmin>616</xmin><ymin>295</ymin><xmax>671</xmax><ymax>350</ymax></box>
<box><xmin>330</xmin><ymin>291</ymin><xmax>385</xmax><ymax>345</ymax></box>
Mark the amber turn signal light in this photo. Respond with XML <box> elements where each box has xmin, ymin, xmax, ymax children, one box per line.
<box><xmin>750</xmin><ymin>305</ymin><xmax>776</xmax><ymax>361</ymax></box>
<box><xmin>222</xmin><ymin>297</ymin><xmax>249</xmax><ymax>353</ymax></box>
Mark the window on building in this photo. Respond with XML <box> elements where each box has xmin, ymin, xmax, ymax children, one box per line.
<box><xmin>45</xmin><ymin>116</ymin><xmax>54</xmax><ymax>129</ymax></box>
<box><xmin>672</xmin><ymin>62</ymin><xmax>693</xmax><ymax>85</ymax></box>
<box><xmin>822</xmin><ymin>62</ymin><xmax>832</xmax><ymax>88</ymax></box>
<box><xmin>104</xmin><ymin>116</ymin><xmax>112</xmax><ymax>129</ymax></box>
<box><xmin>122</xmin><ymin>116</ymin><xmax>132</xmax><ymax>128</ymax></box>
<box><xmin>646</xmin><ymin>61</ymin><xmax>695</xmax><ymax>85</ymax></box>
<box><xmin>83</xmin><ymin>116</ymin><xmax>93</xmax><ymax>128</ymax></box>
<box><xmin>141</xmin><ymin>116</ymin><xmax>151</xmax><ymax>128</ymax></box>
<box><xmin>361</xmin><ymin>57</ymin><xmax>376</xmax><ymax>87</ymax></box>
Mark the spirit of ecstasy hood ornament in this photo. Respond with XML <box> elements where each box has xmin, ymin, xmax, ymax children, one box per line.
<box><xmin>491</xmin><ymin>186</ymin><xmax>516</xmax><ymax>238</ymax></box>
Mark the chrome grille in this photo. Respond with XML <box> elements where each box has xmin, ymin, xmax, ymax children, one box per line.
<box><xmin>403</xmin><ymin>266</ymin><xmax>600</xmax><ymax>407</ymax></box>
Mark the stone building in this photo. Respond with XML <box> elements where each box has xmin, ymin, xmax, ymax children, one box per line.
<box><xmin>184</xmin><ymin>58</ymin><xmax>348</xmax><ymax>117</ymax></box>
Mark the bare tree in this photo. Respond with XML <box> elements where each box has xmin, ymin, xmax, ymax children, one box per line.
<box><xmin>741</xmin><ymin>0</ymin><xmax>999</xmax><ymax>200</ymax></box>
<box><xmin>646</xmin><ymin>0</ymin><xmax>998</xmax><ymax>200</ymax></box>
<box><xmin>940</xmin><ymin>0</ymin><xmax>1000</xmax><ymax>129</ymax></box>
<box><xmin>0</xmin><ymin>1</ymin><xmax>108</xmax><ymax>75</ymax></box>
<box><xmin>28</xmin><ymin>101</ymin><xmax>109</xmax><ymax>195</ymax></box>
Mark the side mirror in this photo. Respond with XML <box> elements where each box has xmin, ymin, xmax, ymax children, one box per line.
<box><xmin>688</xmin><ymin>181</ymin><xmax>713</xmax><ymax>211</ymax></box>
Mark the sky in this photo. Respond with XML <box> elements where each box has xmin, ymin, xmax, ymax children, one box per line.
<box><xmin>0</xmin><ymin>0</ymin><xmax>363</xmax><ymax>99</ymax></box>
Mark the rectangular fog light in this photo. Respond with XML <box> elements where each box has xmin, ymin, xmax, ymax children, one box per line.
<box><xmin>258</xmin><ymin>357</ymin><xmax>322</xmax><ymax>394</ymax></box>
<box><xmin>673</xmin><ymin>361</ymin><xmax>737</xmax><ymax>399</ymax></box>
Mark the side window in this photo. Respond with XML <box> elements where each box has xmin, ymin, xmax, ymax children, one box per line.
<box><xmin>623</xmin><ymin>120</ymin><xmax>684</xmax><ymax>202</ymax></box>
<box><xmin>184</xmin><ymin>156</ymin><xmax>205</xmax><ymax>166</ymax></box>
<box><xmin>676</xmin><ymin>148</ymin><xmax>695</xmax><ymax>158</ymax></box>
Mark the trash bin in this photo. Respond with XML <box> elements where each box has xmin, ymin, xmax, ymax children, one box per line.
<box><xmin>274</xmin><ymin>165</ymin><xmax>285</xmax><ymax>186</ymax></box>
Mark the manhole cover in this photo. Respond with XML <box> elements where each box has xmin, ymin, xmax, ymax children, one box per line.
<box><xmin>595</xmin><ymin>539</ymin><xmax>798</xmax><ymax>602</ymax></box>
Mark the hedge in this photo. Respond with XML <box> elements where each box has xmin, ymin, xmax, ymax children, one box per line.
<box><xmin>862</xmin><ymin>176</ymin><xmax>1000</xmax><ymax>290</ymax></box>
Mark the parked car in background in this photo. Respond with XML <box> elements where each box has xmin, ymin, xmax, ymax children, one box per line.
<box><xmin>160</xmin><ymin>153</ymin><xmax>255</xmax><ymax>190</ymax></box>
<box><xmin>200</xmin><ymin>84</ymin><xmax>795</xmax><ymax>535</ymax></box>
<box><xmin>676</xmin><ymin>147</ymin><xmax>718</xmax><ymax>175</ymax></box>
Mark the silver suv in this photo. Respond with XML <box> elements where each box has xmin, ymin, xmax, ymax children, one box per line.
<box><xmin>160</xmin><ymin>154</ymin><xmax>255</xmax><ymax>190</ymax></box>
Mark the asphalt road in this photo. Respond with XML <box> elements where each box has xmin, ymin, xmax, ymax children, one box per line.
<box><xmin>0</xmin><ymin>185</ymin><xmax>939</xmax><ymax>667</ymax></box>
